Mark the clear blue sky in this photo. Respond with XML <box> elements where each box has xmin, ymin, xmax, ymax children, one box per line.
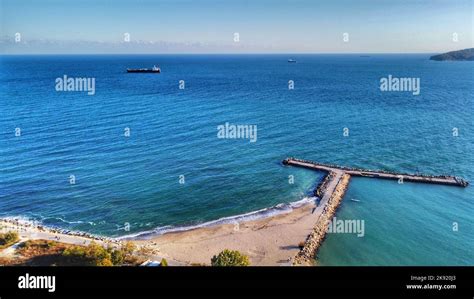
<box><xmin>1</xmin><ymin>0</ymin><xmax>472</xmax><ymax>53</ymax></box>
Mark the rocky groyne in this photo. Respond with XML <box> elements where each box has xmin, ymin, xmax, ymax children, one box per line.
<box><xmin>293</xmin><ymin>173</ymin><xmax>351</xmax><ymax>266</ymax></box>
<box><xmin>284</xmin><ymin>157</ymin><xmax>468</xmax><ymax>187</ymax></box>
<box><xmin>314</xmin><ymin>171</ymin><xmax>335</xmax><ymax>198</ymax></box>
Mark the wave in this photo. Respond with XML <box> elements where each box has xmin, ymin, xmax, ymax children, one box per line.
<box><xmin>118</xmin><ymin>196</ymin><xmax>317</xmax><ymax>240</ymax></box>
<box><xmin>0</xmin><ymin>215</ymin><xmax>38</xmax><ymax>226</ymax></box>
<box><xmin>0</xmin><ymin>215</ymin><xmax>96</xmax><ymax>227</ymax></box>
<box><xmin>0</xmin><ymin>215</ymin><xmax>114</xmax><ymax>242</ymax></box>
<box><xmin>51</xmin><ymin>217</ymin><xmax>96</xmax><ymax>226</ymax></box>
<box><xmin>1</xmin><ymin>196</ymin><xmax>317</xmax><ymax>241</ymax></box>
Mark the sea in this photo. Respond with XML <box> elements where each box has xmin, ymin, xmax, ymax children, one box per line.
<box><xmin>0</xmin><ymin>54</ymin><xmax>473</xmax><ymax>265</ymax></box>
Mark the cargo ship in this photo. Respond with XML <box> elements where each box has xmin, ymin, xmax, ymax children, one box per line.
<box><xmin>126</xmin><ymin>65</ymin><xmax>161</xmax><ymax>73</ymax></box>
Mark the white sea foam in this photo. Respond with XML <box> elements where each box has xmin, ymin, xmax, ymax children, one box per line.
<box><xmin>0</xmin><ymin>216</ymin><xmax>116</xmax><ymax>243</ymax></box>
<box><xmin>118</xmin><ymin>196</ymin><xmax>317</xmax><ymax>240</ymax></box>
<box><xmin>1</xmin><ymin>215</ymin><xmax>96</xmax><ymax>226</ymax></box>
<box><xmin>1</xmin><ymin>215</ymin><xmax>38</xmax><ymax>226</ymax></box>
<box><xmin>1</xmin><ymin>197</ymin><xmax>317</xmax><ymax>242</ymax></box>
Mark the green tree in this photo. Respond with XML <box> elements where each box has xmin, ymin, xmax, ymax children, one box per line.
<box><xmin>160</xmin><ymin>258</ymin><xmax>168</xmax><ymax>266</ymax></box>
<box><xmin>86</xmin><ymin>242</ymin><xmax>111</xmax><ymax>265</ymax></box>
<box><xmin>62</xmin><ymin>241</ymin><xmax>140</xmax><ymax>266</ymax></box>
<box><xmin>110</xmin><ymin>249</ymin><xmax>124</xmax><ymax>265</ymax></box>
<box><xmin>63</xmin><ymin>242</ymin><xmax>113</xmax><ymax>266</ymax></box>
<box><xmin>211</xmin><ymin>249</ymin><xmax>250</xmax><ymax>266</ymax></box>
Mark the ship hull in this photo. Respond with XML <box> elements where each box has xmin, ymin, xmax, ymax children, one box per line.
<box><xmin>126</xmin><ymin>69</ymin><xmax>161</xmax><ymax>73</ymax></box>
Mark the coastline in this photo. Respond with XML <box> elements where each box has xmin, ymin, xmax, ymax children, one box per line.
<box><xmin>1</xmin><ymin>196</ymin><xmax>328</xmax><ymax>265</ymax></box>
<box><xmin>1</xmin><ymin>162</ymin><xmax>352</xmax><ymax>266</ymax></box>
<box><xmin>133</xmin><ymin>166</ymin><xmax>350</xmax><ymax>266</ymax></box>
<box><xmin>0</xmin><ymin>218</ymin><xmax>118</xmax><ymax>248</ymax></box>
<box><xmin>0</xmin><ymin>218</ymin><xmax>185</xmax><ymax>265</ymax></box>
<box><xmin>134</xmin><ymin>201</ymin><xmax>323</xmax><ymax>266</ymax></box>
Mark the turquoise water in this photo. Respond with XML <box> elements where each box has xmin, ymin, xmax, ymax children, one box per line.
<box><xmin>0</xmin><ymin>54</ymin><xmax>473</xmax><ymax>265</ymax></box>
<box><xmin>317</xmin><ymin>178</ymin><xmax>474</xmax><ymax>265</ymax></box>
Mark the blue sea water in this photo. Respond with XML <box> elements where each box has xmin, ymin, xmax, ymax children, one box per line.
<box><xmin>0</xmin><ymin>54</ymin><xmax>473</xmax><ymax>265</ymax></box>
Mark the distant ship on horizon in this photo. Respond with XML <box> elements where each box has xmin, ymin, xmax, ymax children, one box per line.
<box><xmin>288</xmin><ymin>59</ymin><xmax>297</xmax><ymax>63</ymax></box>
<box><xmin>127</xmin><ymin>65</ymin><xmax>161</xmax><ymax>73</ymax></box>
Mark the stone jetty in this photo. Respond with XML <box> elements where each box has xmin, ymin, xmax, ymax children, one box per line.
<box><xmin>283</xmin><ymin>157</ymin><xmax>469</xmax><ymax>265</ymax></box>
<box><xmin>283</xmin><ymin>158</ymin><xmax>469</xmax><ymax>187</ymax></box>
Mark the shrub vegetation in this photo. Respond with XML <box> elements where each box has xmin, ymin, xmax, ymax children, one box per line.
<box><xmin>211</xmin><ymin>249</ymin><xmax>250</xmax><ymax>266</ymax></box>
<box><xmin>62</xmin><ymin>241</ymin><xmax>137</xmax><ymax>266</ymax></box>
<box><xmin>0</xmin><ymin>231</ymin><xmax>19</xmax><ymax>249</ymax></box>
<box><xmin>160</xmin><ymin>258</ymin><xmax>168</xmax><ymax>266</ymax></box>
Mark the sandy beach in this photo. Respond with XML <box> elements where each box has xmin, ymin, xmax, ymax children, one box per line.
<box><xmin>134</xmin><ymin>202</ymin><xmax>321</xmax><ymax>266</ymax></box>
<box><xmin>136</xmin><ymin>170</ymin><xmax>347</xmax><ymax>266</ymax></box>
<box><xmin>1</xmin><ymin>167</ymin><xmax>346</xmax><ymax>266</ymax></box>
<box><xmin>1</xmin><ymin>198</ymin><xmax>326</xmax><ymax>266</ymax></box>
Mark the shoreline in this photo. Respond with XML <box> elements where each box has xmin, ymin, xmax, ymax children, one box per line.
<box><xmin>1</xmin><ymin>163</ymin><xmax>353</xmax><ymax>266</ymax></box>
<box><xmin>0</xmin><ymin>196</ymin><xmax>327</xmax><ymax>265</ymax></box>
<box><xmin>0</xmin><ymin>218</ymin><xmax>119</xmax><ymax>247</ymax></box>
<box><xmin>0</xmin><ymin>218</ymin><xmax>185</xmax><ymax>265</ymax></box>
<box><xmin>0</xmin><ymin>164</ymin><xmax>350</xmax><ymax>266</ymax></box>
<box><xmin>134</xmin><ymin>201</ymin><xmax>322</xmax><ymax>265</ymax></box>
<box><xmin>134</xmin><ymin>168</ymin><xmax>349</xmax><ymax>266</ymax></box>
<box><xmin>120</xmin><ymin>195</ymin><xmax>316</xmax><ymax>240</ymax></box>
<box><xmin>1</xmin><ymin>160</ymin><xmax>358</xmax><ymax>266</ymax></box>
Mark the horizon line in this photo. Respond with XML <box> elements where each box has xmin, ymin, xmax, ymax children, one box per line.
<box><xmin>0</xmin><ymin>52</ymin><xmax>444</xmax><ymax>56</ymax></box>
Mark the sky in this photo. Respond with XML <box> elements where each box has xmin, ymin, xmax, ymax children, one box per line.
<box><xmin>0</xmin><ymin>0</ymin><xmax>473</xmax><ymax>54</ymax></box>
